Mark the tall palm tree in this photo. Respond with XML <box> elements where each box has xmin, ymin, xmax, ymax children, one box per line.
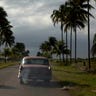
<box><xmin>64</xmin><ymin>0</ymin><xmax>92</xmax><ymax>63</ymax></box>
<box><xmin>51</xmin><ymin>3</ymin><xmax>70</xmax><ymax>62</ymax></box>
<box><xmin>91</xmin><ymin>33</ymin><xmax>96</xmax><ymax>57</ymax></box>
<box><xmin>59</xmin><ymin>4</ymin><xmax>70</xmax><ymax>64</ymax></box>
<box><xmin>87</xmin><ymin>0</ymin><xmax>91</xmax><ymax>69</ymax></box>
<box><xmin>0</xmin><ymin>7</ymin><xmax>15</xmax><ymax>47</ymax></box>
<box><xmin>69</xmin><ymin>27</ymin><xmax>73</xmax><ymax>64</ymax></box>
<box><xmin>93</xmin><ymin>34</ymin><xmax>96</xmax><ymax>44</ymax></box>
<box><xmin>86</xmin><ymin>0</ymin><xmax>95</xmax><ymax>69</ymax></box>
<box><xmin>1</xmin><ymin>24</ymin><xmax>15</xmax><ymax>47</ymax></box>
<box><xmin>2</xmin><ymin>30</ymin><xmax>15</xmax><ymax>62</ymax></box>
<box><xmin>0</xmin><ymin>7</ymin><xmax>8</xmax><ymax>46</ymax></box>
<box><xmin>51</xmin><ymin>9</ymin><xmax>64</xmax><ymax>42</ymax></box>
<box><xmin>0</xmin><ymin>7</ymin><xmax>15</xmax><ymax>62</ymax></box>
<box><xmin>51</xmin><ymin>9</ymin><xmax>65</xmax><ymax>61</ymax></box>
<box><xmin>74</xmin><ymin>0</ymin><xmax>94</xmax><ymax>69</ymax></box>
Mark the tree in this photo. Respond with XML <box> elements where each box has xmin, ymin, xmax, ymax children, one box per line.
<box><xmin>91</xmin><ymin>43</ymin><xmax>96</xmax><ymax>58</ymax></box>
<box><xmin>64</xmin><ymin>0</ymin><xmax>93</xmax><ymax>64</ymax></box>
<box><xmin>40</xmin><ymin>41</ymin><xmax>52</xmax><ymax>58</ymax></box>
<box><xmin>37</xmin><ymin>51</ymin><xmax>42</xmax><ymax>56</ymax></box>
<box><xmin>0</xmin><ymin>7</ymin><xmax>15</xmax><ymax>62</ymax></box>
<box><xmin>91</xmin><ymin>33</ymin><xmax>96</xmax><ymax>57</ymax></box>
<box><xmin>0</xmin><ymin>7</ymin><xmax>15</xmax><ymax>47</ymax></box>
<box><xmin>23</xmin><ymin>50</ymin><xmax>30</xmax><ymax>56</ymax></box>
<box><xmin>51</xmin><ymin>3</ymin><xmax>69</xmax><ymax>62</ymax></box>
<box><xmin>53</xmin><ymin>40</ymin><xmax>70</xmax><ymax>62</ymax></box>
<box><xmin>48</xmin><ymin>37</ymin><xmax>57</xmax><ymax>57</ymax></box>
<box><xmin>48</xmin><ymin>37</ymin><xmax>57</xmax><ymax>47</ymax></box>
<box><xmin>72</xmin><ymin>0</ymin><xmax>94</xmax><ymax>69</ymax></box>
<box><xmin>3</xmin><ymin>48</ymin><xmax>11</xmax><ymax>62</ymax></box>
<box><xmin>40</xmin><ymin>41</ymin><xmax>51</xmax><ymax>52</ymax></box>
<box><xmin>1</xmin><ymin>25</ymin><xmax>15</xmax><ymax>61</ymax></box>
<box><xmin>12</xmin><ymin>42</ymin><xmax>28</xmax><ymax>57</ymax></box>
<box><xmin>87</xmin><ymin>0</ymin><xmax>93</xmax><ymax>69</ymax></box>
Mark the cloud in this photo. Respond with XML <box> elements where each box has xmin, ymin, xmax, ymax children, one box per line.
<box><xmin>0</xmin><ymin>0</ymin><xmax>95</xmax><ymax>57</ymax></box>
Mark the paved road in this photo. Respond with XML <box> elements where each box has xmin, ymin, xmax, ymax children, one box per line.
<box><xmin>0</xmin><ymin>65</ymin><xmax>70</xmax><ymax>96</ymax></box>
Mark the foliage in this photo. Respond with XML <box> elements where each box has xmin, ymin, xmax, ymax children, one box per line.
<box><xmin>0</xmin><ymin>7</ymin><xmax>15</xmax><ymax>47</ymax></box>
<box><xmin>11</xmin><ymin>42</ymin><xmax>30</xmax><ymax>57</ymax></box>
<box><xmin>0</xmin><ymin>7</ymin><xmax>15</xmax><ymax>62</ymax></box>
<box><xmin>37</xmin><ymin>51</ymin><xmax>42</xmax><ymax>56</ymax></box>
<box><xmin>0</xmin><ymin>61</ymin><xmax>18</xmax><ymax>69</ymax></box>
<box><xmin>39</xmin><ymin>36</ymin><xmax>70</xmax><ymax>60</ymax></box>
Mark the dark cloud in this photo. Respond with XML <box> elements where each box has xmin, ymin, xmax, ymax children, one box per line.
<box><xmin>0</xmin><ymin>0</ymin><xmax>95</xmax><ymax>57</ymax></box>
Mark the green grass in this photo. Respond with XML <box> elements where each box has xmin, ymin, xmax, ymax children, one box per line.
<box><xmin>52</xmin><ymin>62</ymin><xmax>96</xmax><ymax>96</ymax></box>
<box><xmin>0</xmin><ymin>61</ymin><xmax>18</xmax><ymax>69</ymax></box>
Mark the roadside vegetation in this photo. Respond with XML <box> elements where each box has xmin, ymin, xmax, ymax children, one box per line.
<box><xmin>0</xmin><ymin>61</ymin><xmax>18</xmax><ymax>69</ymax></box>
<box><xmin>51</xmin><ymin>60</ymin><xmax>96</xmax><ymax>96</ymax></box>
<box><xmin>0</xmin><ymin>7</ymin><xmax>30</xmax><ymax>63</ymax></box>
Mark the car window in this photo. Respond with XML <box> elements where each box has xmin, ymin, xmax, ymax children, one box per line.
<box><xmin>22</xmin><ymin>58</ymin><xmax>49</xmax><ymax>65</ymax></box>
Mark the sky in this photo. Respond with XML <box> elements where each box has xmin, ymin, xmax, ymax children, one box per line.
<box><xmin>0</xmin><ymin>0</ymin><xmax>96</xmax><ymax>58</ymax></box>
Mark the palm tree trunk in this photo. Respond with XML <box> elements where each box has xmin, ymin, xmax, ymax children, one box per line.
<box><xmin>70</xmin><ymin>27</ymin><xmax>72</xmax><ymax>64</ymax></box>
<box><xmin>61</xmin><ymin>24</ymin><xmax>64</xmax><ymax>62</ymax></box>
<box><xmin>59</xmin><ymin>54</ymin><xmax>61</xmax><ymax>61</ymax></box>
<box><xmin>74</xmin><ymin>27</ymin><xmax>77</xmax><ymax>63</ymax></box>
<box><xmin>4</xmin><ymin>44</ymin><xmax>7</xmax><ymax>63</ymax></box>
<box><xmin>66</xmin><ymin>31</ymin><xmax>68</xmax><ymax>65</ymax></box>
<box><xmin>87</xmin><ymin>0</ymin><xmax>91</xmax><ymax>69</ymax></box>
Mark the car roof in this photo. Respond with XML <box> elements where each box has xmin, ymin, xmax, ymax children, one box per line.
<box><xmin>23</xmin><ymin>56</ymin><xmax>48</xmax><ymax>60</ymax></box>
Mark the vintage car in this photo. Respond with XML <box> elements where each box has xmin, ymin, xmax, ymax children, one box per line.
<box><xmin>18</xmin><ymin>56</ymin><xmax>52</xmax><ymax>84</ymax></box>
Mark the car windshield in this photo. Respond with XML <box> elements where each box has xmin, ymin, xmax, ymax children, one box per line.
<box><xmin>22</xmin><ymin>58</ymin><xmax>49</xmax><ymax>65</ymax></box>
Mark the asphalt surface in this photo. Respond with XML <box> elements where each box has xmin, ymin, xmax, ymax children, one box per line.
<box><xmin>0</xmin><ymin>65</ymin><xmax>71</xmax><ymax>96</ymax></box>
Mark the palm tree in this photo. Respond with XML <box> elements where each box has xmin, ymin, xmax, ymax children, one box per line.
<box><xmin>54</xmin><ymin>40</ymin><xmax>66</xmax><ymax>61</ymax></box>
<box><xmin>93</xmin><ymin>34</ymin><xmax>96</xmax><ymax>44</ymax></box>
<box><xmin>51</xmin><ymin>3</ymin><xmax>70</xmax><ymax>62</ymax></box>
<box><xmin>0</xmin><ymin>7</ymin><xmax>15</xmax><ymax>49</ymax></box>
<box><xmin>37</xmin><ymin>51</ymin><xmax>42</xmax><ymax>56</ymax></box>
<box><xmin>12</xmin><ymin>42</ymin><xmax>27</xmax><ymax>56</ymax></box>
<box><xmin>91</xmin><ymin>43</ymin><xmax>96</xmax><ymax>58</ymax></box>
<box><xmin>40</xmin><ymin>41</ymin><xmax>52</xmax><ymax>58</ymax></box>
<box><xmin>1</xmin><ymin>24</ymin><xmax>15</xmax><ymax>47</ymax></box>
<box><xmin>0</xmin><ymin>7</ymin><xmax>15</xmax><ymax>62</ymax></box>
<box><xmin>0</xmin><ymin>7</ymin><xmax>8</xmax><ymax>47</ymax></box>
<box><xmin>40</xmin><ymin>41</ymin><xmax>51</xmax><ymax>52</ymax></box>
<box><xmin>51</xmin><ymin>9</ymin><xmax>64</xmax><ymax>42</ymax></box>
<box><xmin>74</xmin><ymin>0</ymin><xmax>94</xmax><ymax>69</ymax></box>
<box><xmin>59</xmin><ymin>4</ymin><xmax>70</xmax><ymax>64</ymax></box>
<box><xmin>87</xmin><ymin>0</ymin><xmax>93</xmax><ymax>69</ymax></box>
<box><xmin>64</xmin><ymin>0</ymin><xmax>92</xmax><ymax>63</ymax></box>
<box><xmin>91</xmin><ymin>33</ymin><xmax>96</xmax><ymax>57</ymax></box>
<box><xmin>3</xmin><ymin>48</ymin><xmax>11</xmax><ymax>60</ymax></box>
<box><xmin>2</xmin><ymin>34</ymin><xmax>15</xmax><ymax>62</ymax></box>
<box><xmin>48</xmin><ymin>37</ymin><xmax>57</xmax><ymax>47</ymax></box>
<box><xmin>48</xmin><ymin>37</ymin><xmax>57</xmax><ymax>58</ymax></box>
